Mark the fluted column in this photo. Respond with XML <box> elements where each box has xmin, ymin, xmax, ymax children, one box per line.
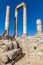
<box><xmin>36</xmin><ymin>19</ymin><xmax>42</xmax><ymax>34</ymax></box>
<box><xmin>4</xmin><ymin>6</ymin><xmax>10</xmax><ymax>36</ymax></box>
<box><xmin>23</xmin><ymin>4</ymin><xmax>27</xmax><ymax>35</ymax></box>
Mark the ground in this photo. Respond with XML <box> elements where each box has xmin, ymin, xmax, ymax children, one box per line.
<box><xmin>0</xmin><ymin>34</ymin><xmax>43</xmax><ymax>65</ymax></box>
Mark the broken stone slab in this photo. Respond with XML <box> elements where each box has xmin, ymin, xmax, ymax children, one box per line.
<box><xmin>6</xmin><ymin>61</ymin><xmax>14</xmax><ymax>65</ymax></box>
<box><xmin>0</xmin><ymin>45</ymin><xmax>8</xmax><ymax>53</ymax></box>
<box><xmin>3</xmin><ymin>40</ymin><xmax>13</xmax><ymax>50</ymax></box>
<box><xmin>7</xmin><ymin>48</ymin><xmax>22</xmax><ymax>60</ymax></box>
<box><xmin>1</xmin><ymin>55</ymin><xmax>9</xmax><ymax>63</ymax></box>
<box><xmin>14</xmin><ymin>49</ymin><xmax>23</xmax><ymax>61</ymax></box>
<box><xmin>12</xmin><ymin>41</ymin><xmax>19</xmax><ymax>49</ymax></box>
<box><xmin>3</xmin><ymin>40</ymin><xmax>18</xmax><ymax>49</ymax></box>
<box><xmin>6</xmin><ymin>63</ymin><xmax>12</xmax><ymax>65</ymax></box>
<box><xmin>5</xmin><ymin>42</ymin><xmax>13</xmax><ymax>50</ymax></box>
<box><xmin>0</xmin><ymin>49</ymin><xmax>21</xmax><ymax>63</ymax></box>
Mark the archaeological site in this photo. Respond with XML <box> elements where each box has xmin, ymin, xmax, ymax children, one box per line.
<box><xmin>0</xmin><ymin>2</ymin><xmax>43</xmax><ymax>65</ymax></box>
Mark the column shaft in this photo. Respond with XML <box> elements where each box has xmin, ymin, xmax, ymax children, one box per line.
<box><xmin>15</xmin><ymin>9</ymin><xmax>18</xmax><ymax>36</ymax></box>
<box><xmin>5</xmin><ymin>6</ymin><xmax>10</xmax><ymax>36</ymax></box>
<box><xmin>36</xmin><ymin>19</ymin><xmax>42</xmax><ymax>34</ymax></box>
<box><xmin>23</xmin><ymin>5</ymin><xmax>27</xmax><ymax>35</ymax></box>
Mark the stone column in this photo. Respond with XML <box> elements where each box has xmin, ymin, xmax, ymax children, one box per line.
<box><xmin>15</xmin><ymin>2</ymin><xmax>27</xmax><ymax>37</ymax></box>
<box><xmin>15</xmin><ymin>9</ymin><xmax>18</xmax><ymax>36</ymax></box>
<box><xmin>23</xmin><ymin>5</ymin><xmax>27</xmax><ymax>35</ymax></box>
<box><xmin>4</xmin><ymin>6</ymin><xmax>10</xmax><ymax>36</ymax></box>
<box><xmin>36</xmin><ymin>19</ymin><xmax>42</xmax><ymax>34</ymax></box>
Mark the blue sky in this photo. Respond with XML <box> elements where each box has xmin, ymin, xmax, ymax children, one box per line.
<box><xmin>0</xmin><ymin>0</ymin><xmax>43</xmax><ymax>36</ymax></box>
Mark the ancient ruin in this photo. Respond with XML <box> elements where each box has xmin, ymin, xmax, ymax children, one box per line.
<box><xmin>0</xmin><ymin>2</ymin><xmax>43</xmax><ymax>65</ymax></box>
<box><xmin>3</xmin><ymin>6</ymin><xmax>10</xmax><ymax>36</ymax></box>
<box><xmin>15</xmin><ymin>2</ymin><xmax>27</xmax><ymax>36</ymax></box>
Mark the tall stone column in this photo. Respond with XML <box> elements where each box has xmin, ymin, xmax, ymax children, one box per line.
<box><xmin>15</xmin><ymin>2</ymin><xmax>27</xmax><ymax>37</ymax></box>
<box><xmin>4</xmin><ymin>6</ymin><xmax>10</xmax><ymax>36</ymax></box>
<box><xmin>15</xmin><ymin>9</ymin><xmax>18</xmax><ymax>36</ymax></box>
<box><xmin>36</xmin><ymin>19</ymin><xmax>42</xmax><ymax>34</ymax></box>
<box><xmin>23</xmin><ymin>5</ymin><xmax>27</xmax><ymax>35</ymax></box>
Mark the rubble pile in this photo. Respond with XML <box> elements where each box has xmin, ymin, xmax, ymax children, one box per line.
<box><xmin>0</xmin><ymin>36</ymin><xmax>23</xmax><ymax>65</ymax></box>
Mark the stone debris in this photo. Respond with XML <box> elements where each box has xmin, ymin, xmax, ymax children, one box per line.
<box><xmin>0</xmin><ymin>38</ymin><xmax>23</xmax><ymax>65</ymax></box>
<box><xmin>1</xmin><ymin>55</ymin><xmax>9</xmax><ymax>63</ymax></box>
<box><xmin>0</xmin><ymin>45</ymin><xmax>8</xmax><ymax>53</ymax></box>
<box><xmin>0</xmin><ymin>34</ymin><xmax>43</xmax><ymax>65</ymax></box>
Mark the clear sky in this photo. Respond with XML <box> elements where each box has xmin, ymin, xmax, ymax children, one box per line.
<box><xmin>0</xmin><ymin>0</ymin><xmax>43</xmax><ymax>36</ymax></box>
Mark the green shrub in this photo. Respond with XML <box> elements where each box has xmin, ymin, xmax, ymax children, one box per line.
<box><xmin>34</xmin><ymin>46</ymin><xmax>37</xmax><ymax>50</ymax></box>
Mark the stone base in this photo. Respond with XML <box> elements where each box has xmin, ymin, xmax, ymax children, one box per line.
<box><xmin>21</xmin><ymin>34</ymin><xmax>27</xmax><ymax>38</ymax></box>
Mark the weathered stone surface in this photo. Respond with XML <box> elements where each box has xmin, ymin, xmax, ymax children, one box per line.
<box><xmin>6</xmin><ymin>63</ymin><xmax>12</xmax><ymax>65</ymax></box>
<box><xmin>0</xmin><ymin>48</ymin><xmax>22</xmax><ymax>64</ymax></box>
<box><xmin>0</xmin><ymin>45</ymin><xmax>8</xmax><ymax>53</ymax></box>
<box><xmin>5</xmin><ymin>42</ymin><xmax>13</xmax><ymax>50</ymax></box>
<box><xmin>6</xmin><ymin>61</ymin><xmax>14</xmax><ymax>65</ymax></box>
<box><xmin>7</xmin><ymin>49</ymin><xmax>18</xmax><ymax>60</ymax></box>
<box><xmin>14</xmin><ymin>35</ymin><xmax>43</xmax><ymax>65</ymax></box>
<box><xmin>1</xmin><ymin>55</ymin><xmax>9</xmax><ymax>63</ymax></box>
<box><xmin>0</xmin><ymin>32</ymin><xmax>43</xmax><ymax>65</ymax></box>
<box><xmin>12</xmin><ymin>41</ymin><xmax>18</xmax><ymax>49</ymax></box>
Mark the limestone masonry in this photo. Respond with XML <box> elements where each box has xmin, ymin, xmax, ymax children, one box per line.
<box><xmin>0</xmin><ymin>2</ymin><xmax>43</xmax><ymax>65</ymax></box>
